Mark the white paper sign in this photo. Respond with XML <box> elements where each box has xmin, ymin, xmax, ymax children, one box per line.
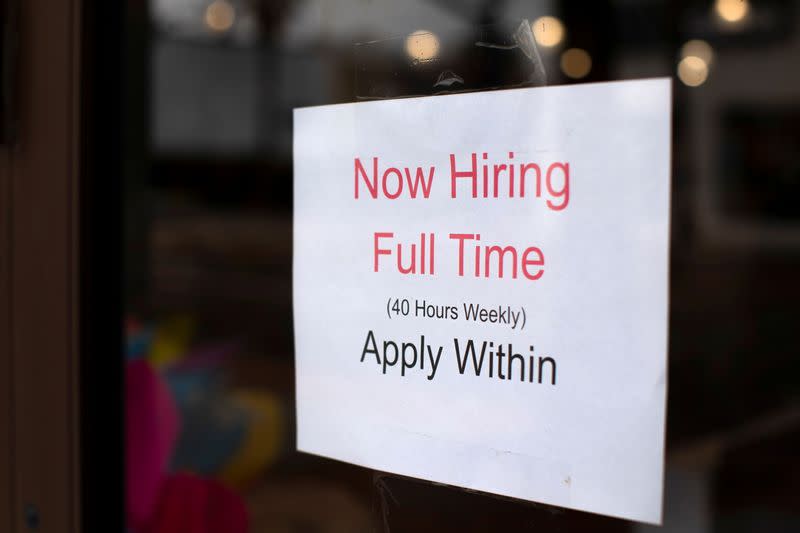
<box><xmin>293</xmin><ymin>79</ymin><xmax>670</xmax><ymax>524</ymax></box>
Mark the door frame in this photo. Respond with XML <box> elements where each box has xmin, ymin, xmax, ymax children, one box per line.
<box><xmin>0</xmin><ymin>0</ymin><xmax>125</xmax><ymax>531</ymax></box>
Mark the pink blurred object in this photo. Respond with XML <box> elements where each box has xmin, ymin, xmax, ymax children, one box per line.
<box><xmin>126</xmin><ymin>359</ymin><xmax>181</xmax><ymax>530</ymax></box>
<box><xmin>146</xmin><ymin>473</ymin><xmax>249</xmax><ymax>533</ymax></box>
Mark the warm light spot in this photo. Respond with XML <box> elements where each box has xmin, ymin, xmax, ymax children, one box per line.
<box><xmin>405</xmin><ymin>30</ymin><xmax>440</xmax><ymax>63</ymax></box>
<box><xmin>715</xmin><ymin>0</ymin><xmax>749</xmax><ymax>23</ymax></box>
<box><xmin>560</xmin><ymin>48</ymin><xmax>592</xmax><ymax>79</ymax></box>
<box><xmin>678</xmin><ymin>56</ymin><xmax>709</xmax><ymax>87</ymax></box>
<box><xmin>205</xmin><ymin>0</ymin><xmax>236</xmax><ymax>33</ymax></box>
<box><xmin>532</xmin><ymin>16</ymin><xmax>565</xmax><ymax>48</ymax></box>
<box><xmin>681</xmin><ymin>39</ymin><xmax>714</xmax><ymax>65</ymax></box>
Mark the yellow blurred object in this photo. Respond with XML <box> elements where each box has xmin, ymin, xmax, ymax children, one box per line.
<box><xmin>149</xmin><ymin>315</ymin><xmax>195</xmax><ymax>367</ymax></box>
<box><xmin>220</xmin><ymin>390</ymin><xmax>284</xmax><ymax>488</ymax></box>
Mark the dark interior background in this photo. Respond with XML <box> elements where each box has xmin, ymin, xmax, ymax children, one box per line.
<box><xmin>117</xmin><ymin>1</ymin><xmax>800</xmax><ymax>531</ymax></box>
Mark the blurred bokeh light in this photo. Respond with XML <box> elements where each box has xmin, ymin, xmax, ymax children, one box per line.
<box><xmin>532</xmin><ymin>15</ymin><xmax>564</xmax><ymax>48</ymax></box>
<box><xmin>681</xmin><ymin>39</ymin><xmax>714</xmax><ymax>66</ymax></box>
<box><xmin>715</xmin><ymin>0</ymin><xmax>749</xmax><ymax>23</ymax></box>
<box><xmin>560</xmin><ymin>48</ymin><xmax>591</xmax><ymax>79</ymax></box>
<box><xmin>677</xmin><ymin>55</ymin><xmax>709</xmax><ymax>87</ymax></box>
<box><xmin>405</xmin><ymin>30</ymin><xmax>440</xmax><ymax>63</ymax></box>
<box><xmin>205</xmin><ymin>0</ymin><xmax>236</xmax><ymax>33</ymax></box>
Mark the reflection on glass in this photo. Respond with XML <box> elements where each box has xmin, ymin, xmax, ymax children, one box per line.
<box><xmin>123</xmin><ymin>0</ymin><xmax>800</xmax><ymax>530</ymax></box>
